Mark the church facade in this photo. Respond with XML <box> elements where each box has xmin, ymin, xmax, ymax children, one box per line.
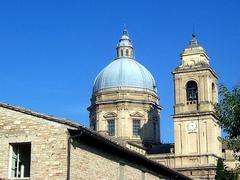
<box><xmin>88</xmin><ymin>29</ymin><xmax>239</xmax><ymax>179</ymax></box>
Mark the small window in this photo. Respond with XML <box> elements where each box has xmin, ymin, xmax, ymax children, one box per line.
<box><xmin>107</xmin><ymin>119</ymin><xmax>115</xmax><ymax>136</ymax></box>
<box><xmin>126</xmin><ymin>49</ymin><xmax>129</xmax><ymax>56</ymax></box>
<box><xmin>186</xmin><ymin>81</ymin><xmax>198</xmax><ymax>103</ymax></box>
<box><xmin>121</xmin><ymin>50</ymin><xmax>123</xmax><ymax>56</ymax></box>
<box><xmin>133</xmin><ymin>119</ymin><xmax>141</xmax><ymax>137</ymax></box>
<box><xmin>212</xmin><ymin>83</ymin><xmax>216</xmax><ymax>103</ymax></box>
<box><xmin>10</xmin><ymin>143</ymin><xmax>31</xmax><ymax>178</ymax></box>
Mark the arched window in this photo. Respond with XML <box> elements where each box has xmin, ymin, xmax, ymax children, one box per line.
<box><xmin>186</xmin><ymin>81</ymin><xmax>198</xmax><ymax>104</ymax></box>
<box><xmin>126</xmin><ymin>49</ymin><xmax>129</xmax><ymax>56</ymax></box>
<box><xmin>121</xmin><ymin>50</ymin><xmax>123</xmax><ymax>56</ymax></box>
<box><xmin>212</xmin><ymin>83</ymin><xmax>216</xmax><ymax>103</ymax></box>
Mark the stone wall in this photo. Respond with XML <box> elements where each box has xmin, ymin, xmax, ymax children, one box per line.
<box><xmin>0</xmin><ymin>106</ymin><xmax>71</xmax><ymax>180</ymax></box>
<box><xmin>148</xmin><ymin>153</ymin><xmax>218</xmax><ymax>179</ymax></box>
<box><xmin>70</xmin><ymin>141</ymin><xmax>119</xmax><ymax>180</ymax></box>
<box><xmin>0</xmin><ymin>106</ymin><xmax>163</xmax><ymax>180</ymax></box>
<box><xmin>70</xmin><ymin>139</ymin><xmax>162</xmax><ymax>180</ymax></box>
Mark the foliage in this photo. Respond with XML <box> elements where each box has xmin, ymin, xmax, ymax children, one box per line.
<box><xmin>216</xmin><ymin>83</ymin><xmax>240</xmax><ymax>161</ymax></box>
<box><xmin>215</xmin><ymin>158</ymin><xmax>225</xmax><ymax>179</ymax></box>
<box><xmin>215</xmin><ymin>158</ymin><xmax>235</xmax><ymax>180</ymax></box>
<box><xmin>217</xmin><ymin>84</ymin><xmax>240</xmax><ymax>138</ymax></box>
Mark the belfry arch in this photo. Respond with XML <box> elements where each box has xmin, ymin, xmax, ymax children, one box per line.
<box><xmin>186</xmin><ymin>80</ymin><xmax>198</xmax><ymax>104</ymax></box>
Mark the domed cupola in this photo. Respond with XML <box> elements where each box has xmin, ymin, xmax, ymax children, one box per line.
<box><xmin>89</xmin><ymin>28</ymin><xmax>160</xmax><ymax>145</ymax></box>
<box><xmin>93</xmin><ymin>28</ymin><xmax>157</xmax><ymax>93</ymax></box>
<box><xmin>116</xmin><ymin>28</ymin><xmax>134</xmax><ymax>58</ymax></box>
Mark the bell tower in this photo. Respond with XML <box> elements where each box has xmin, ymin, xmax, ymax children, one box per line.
<box><xmin>172</xmin><ymin>35</ymin><xmax>221</xmax><ymax>174</ymax></box>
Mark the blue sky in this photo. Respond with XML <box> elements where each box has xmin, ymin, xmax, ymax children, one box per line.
<box><xmin>0</xmin><ymin>0</ymin><xmax>239</xmax><ymax>142</ymax></box>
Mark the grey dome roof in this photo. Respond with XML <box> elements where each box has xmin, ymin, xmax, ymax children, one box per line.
<box><xmin>93</xmin><ymin>58</ymin><xmax>157</xmax><ymax>93</ymax></box>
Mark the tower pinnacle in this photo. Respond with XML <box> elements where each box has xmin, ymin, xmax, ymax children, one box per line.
<box><xmin>180</xmin><ymin>35</ymin><xmax>209</xmax><ymax>67</ymax></box>
<box><xmin>189</xmin><ymin>33</ymin><xmax>199</xmax><ymax>48</ymax></box>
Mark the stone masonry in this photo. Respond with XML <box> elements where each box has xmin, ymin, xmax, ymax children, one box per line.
<box><xmin>0</xmin><ymin>103</ymin><xmax>186</xmax><ymax>180</ymax></box>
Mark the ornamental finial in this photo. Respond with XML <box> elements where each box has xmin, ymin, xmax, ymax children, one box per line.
<box><xmin>123</xmin><ymin>24</ymin><xmax>128</xmax><ymax>36</ymax></box>
<box><xmin>189</xmin><ymin>33</ymin><xmax>199</xmax><ymax>48</ymax></box>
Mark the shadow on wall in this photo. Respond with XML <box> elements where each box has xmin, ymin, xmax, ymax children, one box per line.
<box><xmin>140</xmin><ymin>105</ymin><xmax>160</xmax><ymax>146</ymax></box>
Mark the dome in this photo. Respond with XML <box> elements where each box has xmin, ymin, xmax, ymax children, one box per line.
<box><xmin>93</xmin><ymin>58</ymin><xmax>157</xmax><ymax>93</ymax></box>
<box><xmin>93</xmin><ymin>28</ymin><xmax>157</xmax><ymax>93</ymax></box>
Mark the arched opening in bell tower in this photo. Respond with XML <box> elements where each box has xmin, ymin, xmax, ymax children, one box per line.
<box><xmin>212</xmin><ymin>82</ymin><xmax>216</xmax><ymax>103</ymax></box>
<box><xmin>186</xmin><ymin>81</ymin><xmax>198</xmax><ymax>104</ymax></box>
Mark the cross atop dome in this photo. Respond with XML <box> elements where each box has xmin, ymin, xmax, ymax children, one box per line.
<box><xmin>122</xmin><ymin>25</ymin><xmax>129</xmax><ymax>36</ymax></box>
